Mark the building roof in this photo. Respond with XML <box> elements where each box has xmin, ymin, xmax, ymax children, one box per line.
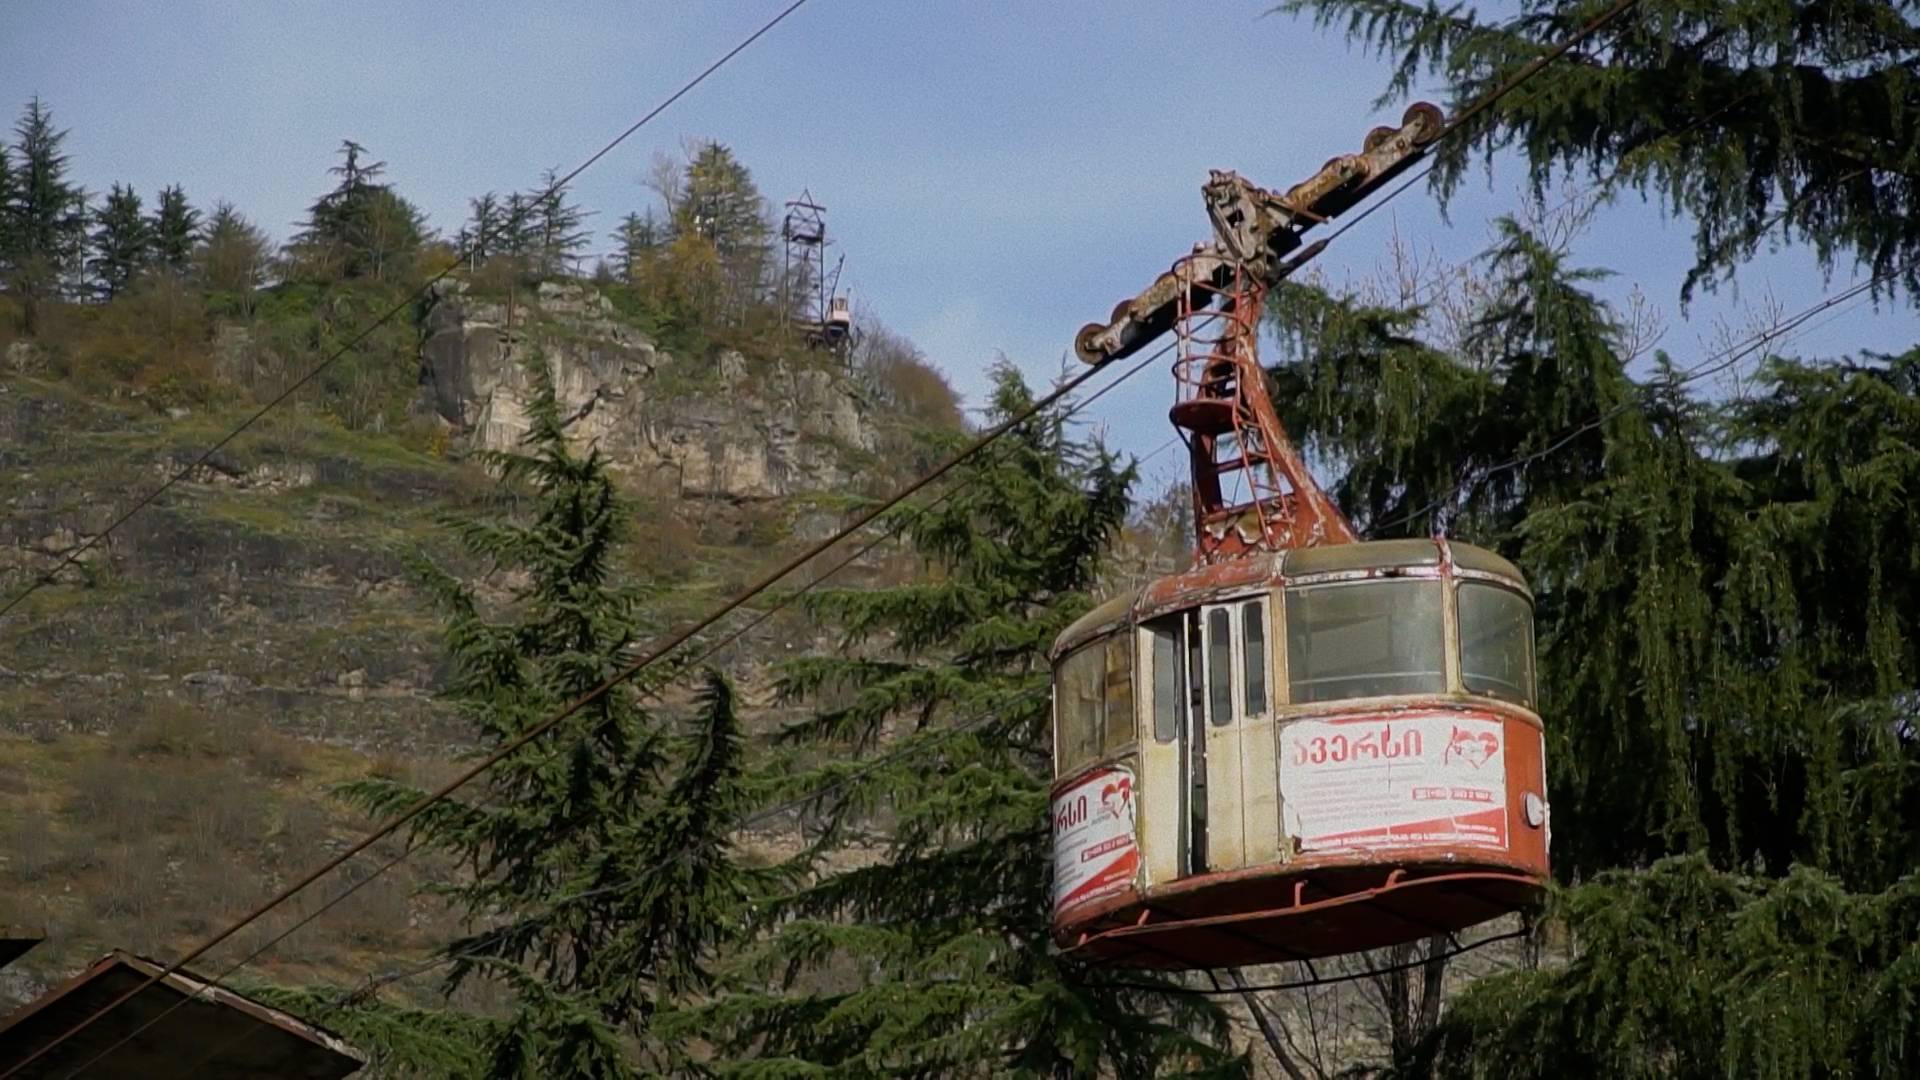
<box><xmin>0</xmin><ymin>951</ymin><xmax>363</xmax><ymax>1079</ymax></box>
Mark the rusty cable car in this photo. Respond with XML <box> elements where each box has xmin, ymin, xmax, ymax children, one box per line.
<box><xmin>1048</xmin><ymin>105</ymin><xmax>1549</xmax><ymax>970</ymax></box>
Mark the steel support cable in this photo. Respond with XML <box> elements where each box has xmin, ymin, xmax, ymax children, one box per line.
<box><xmin>35</xmin><ymin>342</ymin><xmax>1175</xmax><ymax>1079</ymax></box>
<box><xmin>135</xmin><ymin>424</ymin><xmax>1190</xmax><ymax>1068</ymax></box>
<box><xmin>169</xmin><ymin>686</ymin><xmax>1052</xmax><ymax>1077</ymax></box>
<box><xmin>0</xmin><ymin>0</ymin><xmax>816</xmax><ymax>625</ymax></box>
<box><xmin>1368</xmin><ymin>262</ymin><xmax>1910</xmax><ymax>536</ymax></box>
<box><xmin>1318</xmin><ymin>0</ymin><xmax>1641</xmax><ymax>250</ymax></box>
<box><xmin>1089</xmin><ymin>927</ymin><xmax>1531</xmax><ymax>997</ymax></box>
<box><xmin>23</xmin><ymin>3</ymin><xmax>1643</xmax><ymax>1062</ymax></box>
<box><xmin>71</xmin><ymin>375</ymin><xmax>1187</xmax><ymax>1079</ymax></box>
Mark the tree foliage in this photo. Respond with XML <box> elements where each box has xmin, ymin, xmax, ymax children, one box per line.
<box><xmin>697</xmin><ymin>366</ymin><xmax>1242</xmax><ymax>1079</ymax></box>
<box><xmin>1275</xmin><ymin>0</ymin><xmax>1920</xmax><ymax>301</ymax></box>
<box><xmin>528</xmin><ymin>170</ymin><xmax>593</xmax><ymax>279</ymax></box>
<box><xmin>87</xmin><ymin>182</ymin><xmax>151</xmax><ymax>300</ymax></box>
<box><xmin>335</xmin><ymin>357</ymin><xmax>759</xmax><ymax>1076</ymax></box>
<box><xmin>2</xmin><ymin>97</ymin><xmax>88</xmax><ymax>328</ymax></box>
<box><xmin>195</xmin><ymin>200</ymin><xmax>274</xmax><ymax>307</ymax></box>
<box><xmin>1263</xmin><ymin>204</ymin><xmax>1920</xmax><ymax>1075</ymax></box>
<box><xmin>290</xmin><ymin>140</ymin><xmax>428</xmax><ymax>282</ymax></box>
<box><xmin>149</xmin><ymin>183</ymin><xmax>200</xmax><ymax>275</ymax></box>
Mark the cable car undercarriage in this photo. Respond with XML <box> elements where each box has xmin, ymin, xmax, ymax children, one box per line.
<box><xmin>1049</xmin><ymin>104</ymin><xmax>1550</xmax><ymax>971</ymax></box>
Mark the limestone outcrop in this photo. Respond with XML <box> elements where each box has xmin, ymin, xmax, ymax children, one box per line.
<box><xmin>420</xmin><ymin>279</ymin><xmax>873</xmax><ymax>500</ymax></box>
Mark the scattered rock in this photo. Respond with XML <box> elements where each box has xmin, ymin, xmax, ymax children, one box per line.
<box><xmin>181</xmin><ymin>670</ymin><xmax>251</xmax><ymax>694</ymax></box>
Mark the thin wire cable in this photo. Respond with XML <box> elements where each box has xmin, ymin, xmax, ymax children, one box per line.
<box><xmin>1087</xmin><ymin>927</ymin><xmax>1532</xmax><ymax>996</ymax></box>
<box><xmin>174</xmin><ymin>686</ymin><xmax>1048</xmax><ymax>1076</ymax></box>
<box><xmin>48</xmin><ymin>348</ymin><xmax>1180</xmax><ymax>1078</ymax></box>
<box><xmin>26</xmin><ymin>1</ymin><xmax>1649</xmax><ymax>1061</ymax></box>
<box><xmin>129</xmin><ymin>428</ymin><xmax>1188</xmax><ymax>1077</ymax></box>
<box><xmin>1367</xmin><ymin>263</ymin><xmax>1908</xmax><ymax>536</ymax></box>
<box><xmin>1317</xmin><ymin>0</ymin><xmax>1641</xmax><ymax>250</ymax></box>
<box><xmin>0</xmin><ymin>0</ymin><xmax>816</xmax><ymax>624</ymax></box>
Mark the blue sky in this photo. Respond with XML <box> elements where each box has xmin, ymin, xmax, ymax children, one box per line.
<box><xmin>6</xmin><ymin>1</ymin><xmax>1916</xmax><ymax>487</ymax></box>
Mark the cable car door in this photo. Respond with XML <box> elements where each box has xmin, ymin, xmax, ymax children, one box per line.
<box><xmin>1199</xmin><ymin>598</ymin><xmax>1277</xmax><ymax>872</ymax></box>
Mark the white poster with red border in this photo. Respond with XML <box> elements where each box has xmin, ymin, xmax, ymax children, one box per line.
<box><xmin>1278</xmin><ymin>712</ymin><xmax>1508</xmax><ymax>853</ymax></box>
<box><xmin>1051</xmin><ymin>766</ymin><xmax>1138</xmax><ymax>915</ymax></box>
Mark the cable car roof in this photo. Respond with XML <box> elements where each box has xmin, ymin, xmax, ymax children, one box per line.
<box><xmin>1052</xmin><ymin>538</ymin><xmax>1527</xmax><ymax>659</ymax></box>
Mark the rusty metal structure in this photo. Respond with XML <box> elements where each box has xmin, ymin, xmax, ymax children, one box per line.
<box><xmin>781</xmin><ymin>190</ymin><xmax>854</xmax><ymax>356</ymax></box>
<box><xmin>1048</xmin><ymin>105</ymin><xmax>1551</xmax><ymax>969</ymax></box>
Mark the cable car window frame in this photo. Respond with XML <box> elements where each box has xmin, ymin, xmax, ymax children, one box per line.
<box><xmin>1205</xmin><ymin>607</ymin><xmax>1234</xmax><ymax>727</ymax></box>
<box><xmin>1242</xmin><ymin>599</ymin><xmax>1269</xmax><ymax>718</ymax></box>
<box><xmin>1053</xmin><ymin>639</ymin><xmax>1106</xmax><ymax>776</ymax></box>
<box><xmin>1457</xmin><ymin>580</ymin><xmax>1536</xmax><ymax>707</ymax></box>
<box><xmin>1148</xmin><ymin>619</ymin><xmax>1183</xmax><ymax>744</ymax></box>
<box><xmin>1282</xmin><ymin>578</ymin><xmax>1448</xmax><ymax>704</ymax></box>
<box><xmin>1102</xmin><ymin>634</ymin><xmax>1136</xmax><ymax>754</ymax></box>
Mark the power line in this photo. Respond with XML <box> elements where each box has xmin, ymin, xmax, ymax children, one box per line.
<box><xmin>0</xmin><ymin>0</ymin><xmax>817</xmax><ymax>624</ymax></box>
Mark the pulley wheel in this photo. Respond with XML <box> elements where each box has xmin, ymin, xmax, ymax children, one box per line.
<box><xmin>1403</xmin><ymin>101</ymin><xmax>1446</xmax><ymax>145</ymax></box>
<box><xmin>1074</xmin><ymin>323</ymin><xmax>1110</xmax><ymax>365</ymax></box>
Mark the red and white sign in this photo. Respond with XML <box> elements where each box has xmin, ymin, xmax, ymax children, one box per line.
<box><xmin>1279</xmin><ymin>713</ymin><xmax>1508</xmax><ymax>853</ymax></box>
<box><xmin>1051</xmin><ymin>766</ymin><xmax>1139</xmax><ymax>914</ymax></box>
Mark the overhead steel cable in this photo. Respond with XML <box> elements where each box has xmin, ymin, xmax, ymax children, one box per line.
<box><xmin>131</xmin><ymin>429</ymin><xmax>1189</xmax><ymax>1080</ymax></box>
<box><xmin>1318</xmin><ymin>0</ymin><xmax>1640</xmax><ymax>249</ymax></box>
<box><xmin>24</xmin><ymin>339</ymin><xmax>1172</xmax><ymax>1079</ymax></box>
<box><xmin>1092</xmin><ymin>926</ymin><xmax>1533</xmax><ymax>996</ymax></box>
<box><xmin>0</xmin><ymin>0</ymin><xmax>816</xmax><ymax>624</ymax></box>
<box><xmin>21</xmin><ymin>0</ymin><xmax>1656</xmax><ymax>1065</ymax></box>
<box><xmin>171</xmin><ymin>685</ymin><xmax>1049</xmax><ymax>1079</ymax></box>
<box><xmin>1366</xmin><ymin>262</ymin><xmax>1910</xmax><ymax>537</ymax></box>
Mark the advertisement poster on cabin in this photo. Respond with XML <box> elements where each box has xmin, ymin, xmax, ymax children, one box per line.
<box><xmin>1278</xmin><ymin>713</ymin><xmax>1509</xmax><ymax>852</ymax></box>
<box><xmin>1051</xmin><ymin>766</ymin><xmax>1138</xmax><ymax>914</ymax></box>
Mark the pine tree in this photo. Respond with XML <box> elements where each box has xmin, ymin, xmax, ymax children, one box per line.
<box><xmin>195</xmin><ymin>201</ymin><xmax>273</xmax><ymax>312</ymax></box>
<box><xmin>673</xmin><ymin>142</ymin><xmax>771</xmax><ymax>317</ymax></box>
<box><xmin>0</xmin><ymin>145</ymin><xmax>16</xmax><ymax>281</ymax></box>
<box><xmin>86</xmin><ymin>182</ymin><xmax>151</xmax><ymax>300</ymax></box>
<box><xmin>1253</xmin><ymin>209</ymin><xmax>1920</xmax><ymax>1074</ymax></box>
<box><xmin>498</xmin><ymin>192</ymin><xmax>540</xmax><ymax>263</ymax></box>
<box><xmin>613</xmin><ymin>210</ymin><xmax>662</xmax><ymax>282</ymax></box>
<box><xmin>148</xmin><ymin>183</ymin><xmax>200</xmax><ymax>275</ymax></box>
<box><xmin>529</xmin><ymin>170</ymin><xmax>592</xmax><ymax>279</ymax></box>
<box><xmin>5</xmin><ymin>97</ymin><xmax>88</xmax><ymax>328</ymax></box>
<box><xmin>334</xmin><ymin>356</ymin><xmax>759</xmax><ymax>1075</ymax></box>
<box><xmin>289</xmin><ymin>140</ymin><xmax>427</xmax><ymax>282</ymax></box>
<box><xmin>1275</xmin><ymin>0</ymin><xmax>1920</xmax><ymax>301</ymax></box>
<box><xmin>462</xmin><ymin>191</ymin><xmax>506</xmax><ymax>268</ymax></box>
<box><xmin>699</xmin><ymin>365</ymin><xmax>1243</xmax><ymax>1078</ymax></box>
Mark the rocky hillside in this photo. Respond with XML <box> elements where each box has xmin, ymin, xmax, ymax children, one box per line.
<box><xmin>0</xmin><ymin>277</ymin><xmax>882</xmax><ymax>1007</ymax></box>
<box><xmin>421</xmin><ymin>279</ymin><xmax>874</xmax><ymax>501</ymax></box>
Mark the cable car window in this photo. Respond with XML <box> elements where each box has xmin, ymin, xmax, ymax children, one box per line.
<box><xmin>1055</xmin><ymin>643</ymin><xmax>1104</xmax><ymax>774</ymax></box>
<box><xmin>1284</xmin><ymin>581</ymin><xmax>1445</xmax><ymax>702</ymax></box>
<box><xmin>1103</xmin><ymin>635</ymin><xmax>1135</xmax><ymax>753</ymax></box>
<box><xmin>1149</xmin><ymin>621</ymin><xmax>1181</xmax><ymax>743</ymax></box>
<box><xmin>1207</xmin><ymin>608</ymin><xmax>1233</xmax><ymax>725</ymax></box>
<box><xmin>1459</xmin><ymin>583</ymin><xmax>1535</xmax><ymax>705</ymax></box>
<box><xmin>1242</xmin><ymin>600</ymin><xmax>1268</xmax><ymax>717</ymax></box>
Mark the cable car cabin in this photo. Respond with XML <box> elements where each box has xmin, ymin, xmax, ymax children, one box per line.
<box><xmin>1048</xmin><ymin>538</ymin><xmax>1548</xmax><ymax>970</ymax></box>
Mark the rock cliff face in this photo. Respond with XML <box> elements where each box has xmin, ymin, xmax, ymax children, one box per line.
<box><xmin>420</xmin><ymin>280</ymin><xmax>873</xmax><ymax>500</ymax></box>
